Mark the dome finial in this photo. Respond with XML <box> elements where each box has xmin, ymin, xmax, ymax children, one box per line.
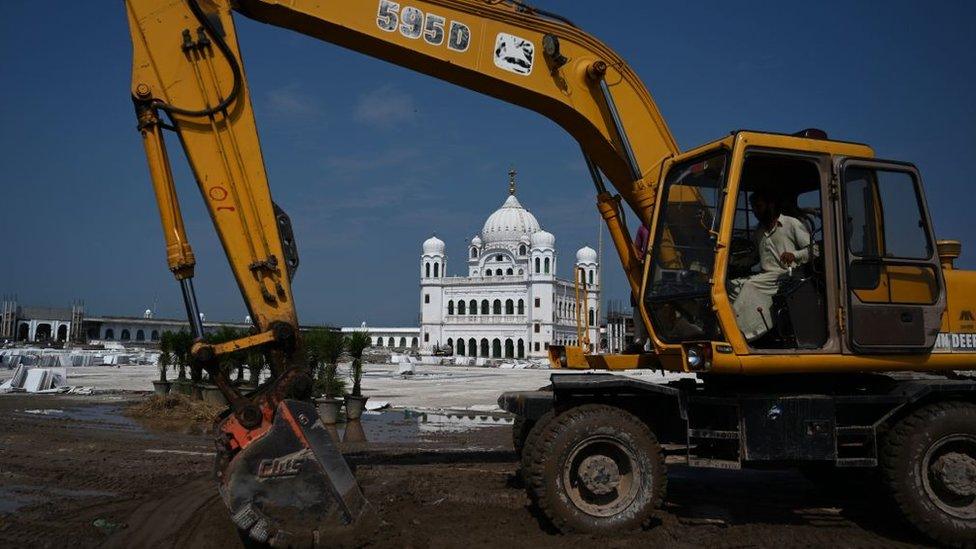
<box><xmin>508</xmin><ymin>167</ymin><xmax>517</xmax><ymax>196</ymax></box>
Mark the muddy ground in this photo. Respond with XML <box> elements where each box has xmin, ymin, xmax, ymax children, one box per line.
<box><xmin>0</xmin><ymin>394</ymin><xmax>936</xmax><ymax>548</ymax></box>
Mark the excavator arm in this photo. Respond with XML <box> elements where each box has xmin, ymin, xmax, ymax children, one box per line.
<box><xmin>125</xmin><ymin>0</ymin><xmax>678</xmax><ymax>542</ymax></box>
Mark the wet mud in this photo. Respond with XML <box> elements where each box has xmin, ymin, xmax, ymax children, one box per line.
<box><xmin>0</xmin><ymin>394</ymin><xmax>935</xmax><ymax>548</ymax></box>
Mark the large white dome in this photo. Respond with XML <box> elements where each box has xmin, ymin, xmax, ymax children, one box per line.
<box><xmin>481</xmin><ymin>194</ymin><xmax>541</xmax><ymax>246</ymax></box>
<box><xmin>422</xmin><ymin>235</ymin><xmax>445</xmax><ymax>255</ymax></box>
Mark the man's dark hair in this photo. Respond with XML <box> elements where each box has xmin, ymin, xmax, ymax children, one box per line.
<box><xmin>750</xmin><ymin>188</ymin><xmax>777</xmax><ymax>206</ymax></box>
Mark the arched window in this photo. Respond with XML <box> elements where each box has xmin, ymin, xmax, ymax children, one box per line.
<box><xmin>589</xmin><ymin>270</ymin><xmax>594</xmax><ymax>285</ymax></box>
<box><xmin>469</xmin><ymin>338</ymin><xmax>477</xmax><ymax>357</ymax></box>
<box><xmin>518</xmin><ymin>269</ymin><xmax>523</xmax><ymax>275</ymax></box>
<box><xmin>136</xmin><ymin>329</ymin><xmax>145</xmax><ymax>341</ymax></box>
<box><xmin>57</xmin><ymin>325</ymin><xmax>68</xmax><ymax>341</ymax></box>
<box><xmin>480</xmin><ymin>338</ymin><xmax>489</xmax><ymax>357</ymax></box>
<box><xmin>481</xmin><ymin>300</ymin><xmax>490</xmax><ymax>314</ymax></box>
<box><xmin>492</xmin><ymin>299</ymin><xmax>502</xmax><ymax>314</ymax></box>
<box><xmin>375</xmin><ymin>337</ymin><xmax>384</xmax><ymax>347</ymax></box>
<box><xmin>425</xmin><ymin>262</ymin><xmax>430</xmax><ymax>277</ymax></box>
<box><xmin>411</xmin><ymin>337</ymin><xmax>418</xmax><ymax>347</ymax></box>
<box><xmin>506</xmin><ymin>268</ymin><xmax>513</xmax><ymax>275</ymax></box>
<box><xmin>505</xmin><ymin>299</ymin><xmax>514</xmax><ymax>315</ymax></box>
<box><xmin>458</xmin><ymin>300</ymin><xmax>465</xmax><ymax>315</ymax></box>
<box><xmin>447</xmin><ymin>338</ymin><xmax>453</xmax><ymax>350</ymax></box>
<box><xmin>589</xmin><ymin>308</ymin><xmax>595</xmax><ymax>326</ymax></box>
<box><xmin>121</xmin><ymin>329</ymin><xmax>131</xmax><ymax>341</ymax></box>
<box><xmin>517</xmin><ymin>339</ymin><xmax>525</xmax><ymax>358</ymax></box>
<box><xmin>400</xmin><ymin>337</ymin><xmax>407</xmax><ymax>347</ymax></box>
<box><xmin>519</xmin><ymin>244</ymin><xmax>526</xmax><ymax>255</ymax></box>
<box><xmin>485</xmin><ymin>269</ymin><xmax>493</xmax><ymax>277</ymax></box>
<box><xmin>534</xmin><ymin>257</ymin><xmax>540</xmax><ymax>273</ymax></box>
<box><xmin>544</xmin><ymin>257</ymin><xmax>551</xmax><ymax>274</ymax></box>
<box><xmin>151</xmin><ymin>330</ymin><xmax>159</xmax><ymax>341</ymax></box>
<box><xmin>433</xmin><ymin>262</ymin><xmax>439</xmax><ymax>277</ymax></box>
<box><xmin>517</xmin><ymin>299</ymin><xmax>525</xmax><ymax>315</ymax></box>
<box><xmin>457</xmin><ymin>339</ymin><xmax>465</xmax><ymax>356</ymax></box>
<box><xmin>448</xmin><ymin>300</ymin><xmax>455</xmax><ymax>315</ymax></box>
<box><xmin>504</xmin><ymin>338</ymin><xmax>514</xmax><ymax>358</ymax></box>
<box><xmin>492</xmin><ymin>338</ymin><xmax>502</xmax><ymax>358</ymax></box>
<box><xmin>104</xmin><ymin>328</ymin><xmax>114</xmax><ymax>340</ymax></box>
<box><xmin>388</xmin><ymin>337</ymin><xmax>395</xmax><ymax>347</ymax></box>
<box><xmin>471</xmin><ymin>247</ymin><xmax>478</xmax><ymax>259</ymax></box>
<box><xmin>469</xmin><ymin>299</ymin><xmax>477</xmax><ymax>315</ymax></box>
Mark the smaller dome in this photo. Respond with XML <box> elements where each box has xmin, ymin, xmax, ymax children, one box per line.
<box><xmin>530</xmin><ymin>230</ymin><xmax>555</xmax><ymax>249</ymax></box>
<box><xmin>519</xmin><ymin>234</ymin><xmax>531</xmax><ymax>244</ymax></box>
<box><xmin>471</xmin><ymin>235</ymin><xmax>482</xmax><ymax>247</ymax></box>
<box><xmin>423</xmin><ymin>235</ymin><xmax>445</xmax><ymax>255</ymax></box>
<box><xmin>576</xmin><ymin>246</ymin><xmax>598</xmax><ymax>263</ymax></box>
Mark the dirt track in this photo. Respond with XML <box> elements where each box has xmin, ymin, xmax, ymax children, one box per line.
<box><xmin>0</xmin><ymin>394</ymin><xmax>937</xmax><ymax>548</ymax></box>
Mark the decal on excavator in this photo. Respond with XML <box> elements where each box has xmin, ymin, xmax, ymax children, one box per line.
<box><xmin>494</xmin><ymin>32</ymin><xmax>534</xmax><ymax>75</ymax></box>
<box><xmin>934</xmin><ymin>332</ymin><xmax>976</xmax><ymax>353</ymax></box>
<box><xmin>257</xmin><ymin>448</ymin><xmax>312</xmax><ymax>478</ymax></box>
<box><xmin>376</xmin><ymin>0</ymin><xmax>471</xmax><ymax>52</ymax></box>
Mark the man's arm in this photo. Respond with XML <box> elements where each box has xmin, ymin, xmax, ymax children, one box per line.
<box><xmin>788</xmin><ymin>216</ymin><xmax>812</xmax><ymax>265</ymax></box>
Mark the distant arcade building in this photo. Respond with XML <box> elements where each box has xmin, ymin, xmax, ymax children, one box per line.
<box><xmin>419</xmin><ymin>171</ymin><xmax>600</xmax><ymax>359</ymax></box>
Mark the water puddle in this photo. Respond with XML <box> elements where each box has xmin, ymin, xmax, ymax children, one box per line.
<box><xmin>335</xmin><ymin>409</ymin><xmax>512</xmax><ymax>444</ymax></box>
<box><xmin>0</xmin><ymin>484</ymin><xmax>117</xmax><ymax>514</ymax></box>
<box><xmin>15</xmin><ymin>404</ymin><xmax>146</xmax><ymax>434</ymax></box>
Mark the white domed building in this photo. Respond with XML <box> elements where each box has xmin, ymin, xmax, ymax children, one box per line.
<box><xmin>419</xmin><ymin>171</ymin><xmax>600</xmax><ymax>359</ymax></box>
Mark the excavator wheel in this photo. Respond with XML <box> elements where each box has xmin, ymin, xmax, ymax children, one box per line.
<box><xmin>881</xmin><ymin>401</ymin><xmax>976</xmax><ymax>548</ymax></box>
<box><xmin>216</xmin><ymin>399</ymin><xmax>374</xmax><ymax>547</ymax></box>
<box><xmin>523</xmin><ymin>404</ymin><xmax>665</xmax><ymax>533</ymax></box>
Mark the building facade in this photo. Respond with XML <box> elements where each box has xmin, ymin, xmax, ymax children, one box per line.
<box><xmin>419</xmin><ymin>172</ymin><xmax>599</xmax><ymax>359</ymax></box>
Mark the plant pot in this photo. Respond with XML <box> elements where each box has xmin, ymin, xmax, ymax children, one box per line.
<box><xmin>152</xmin><ymin>380</ymin><xmax>172</xmax><ymax>396</ymax></box>
<box><xmin>317</xmin><ymin>398</ymin><xmax>342</xmax><ymax>425</ymax></box>
<box><xmin>174</xmin><ymin>379</ymin><xmax>193</xmax><ymax>396</ymax></box>
<box><xmin>201</xmin><ymin>384</ymin><xmax>226</xmax><ymax>406</ymax></box>
<box><xmin>190</xmin><ymin>382</ymin><xmax>203</xmax><ymax>401</ymax></box>
<box><xmin>344</xmin><ymin>395</ymin><xmax>368</xmax><ymax>421</ymax></box>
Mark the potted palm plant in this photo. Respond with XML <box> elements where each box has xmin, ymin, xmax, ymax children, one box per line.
<box><xmin>153</xmin><ymin>336</ymin><xmax>172</xmax><ymax>395</ymax></box>
<box><xmin>308</xmin><ymin>329</ymin><xmax>346</xmax><ymax>424</ymax></box>
<box><xmin>344</xmin><ymin>331</ymin><xmax>371</xmax><ymax>420</ymax></box>
<box><xmin>171</xmin><ymin>331</ymin><xmax>194</xmax><ymax>396</ymax></box>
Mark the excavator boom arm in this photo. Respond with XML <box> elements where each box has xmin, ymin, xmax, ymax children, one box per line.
<box><xmin>124</xmin><ymin>0</ymin><xmax>679</xmax><ymax>541</ymax></box>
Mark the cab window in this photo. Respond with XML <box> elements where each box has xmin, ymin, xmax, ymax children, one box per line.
<box><xmin>645</xmin><ymin>152</ymin><xmax>728</xmax><ymax>343</ymax></box>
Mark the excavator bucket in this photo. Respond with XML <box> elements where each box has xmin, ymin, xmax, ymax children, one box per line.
<box><xmin>217</xmin><ymin>399</ymin><xmax>373</xmax><ymax>546</ymax></box>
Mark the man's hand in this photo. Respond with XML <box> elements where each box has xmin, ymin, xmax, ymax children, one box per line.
<box><xmin>780</xmin><ymin>251</ymin><xmax>796</xmax><ymax>266</ymax></box>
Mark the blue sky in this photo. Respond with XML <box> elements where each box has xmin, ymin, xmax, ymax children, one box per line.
<box><xmin>1</xmin><ymin>1</ymin><xmax>974</xmax><ymax>326</ymax></box>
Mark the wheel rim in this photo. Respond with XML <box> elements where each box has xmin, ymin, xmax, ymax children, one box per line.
<box><xmin>562</xmin><ymin>435</ymin><xmax>642</xmax><ymax>517</ymax></box>
<box><xmin>922</xmin><ymin>433</ymin><xmax>976</xmax><ymax>520</ymax></box>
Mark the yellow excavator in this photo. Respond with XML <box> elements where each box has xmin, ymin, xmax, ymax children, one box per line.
<box><xmin>124</xmin><ymin>0</ymin><xmax>976</xmax><ymax>546</ymax></box>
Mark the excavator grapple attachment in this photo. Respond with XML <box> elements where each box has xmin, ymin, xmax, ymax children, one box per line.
<box><xmin>218</xmin><ymin>399</ymin><xmax>372</xmax><ymax>546</ymax></box>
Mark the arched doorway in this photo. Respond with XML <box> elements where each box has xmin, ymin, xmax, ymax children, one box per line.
<box><xmin>17</xmin><ymin>323</ymin><xmax>29</xmax><ymax>341</ymax></box>
<box><xmin>399</xmin><ymin>337</ymin><xmax>407</xmax><ymax>347</ymax></box>
<box><xmin>136</xmin><ymin>329</ymin><xmax>145</xmax><ymax>341</ymax></box>
<box><xmin>411</xmin><ymin>337</ymin><xmax>418</xmax><ymax>348</ymax></box>
<box><xmin>151</xmin><ymin>330</ymin><xmax>160</xmax><ymax>341</ymax></box>
<box><xmin>505</xmin><ymin>299</ymin><xmax>514</xmax><ymax>315</ymax></box>
<box><xmin>517</xmin><ymin>339</ymin><xmax>525</xmax><ymax>358</ymax></box>
<box><xmin>35</xmin><ymin>323</ymin><xmax>52</xmax><ymax>341</ymax></box>
<box><xmin>492</xmin><ymin>338</ymin><xmax>502</xmax><ymax>358</ymax></box>
<box><xmin>457</xmin><ymin>339</ymin><xmax>465</xmax><ymax>356</ymax></box>
<box><xmin>375</xmin><ymin>337</ymin><xmax>383</xmax><ymax>347</ymax></box>
<box><xmin>388</xmin><ymin>337</ymin><xmax>395</xmax><ymax>347</ymax></box>
<box><xmin>480</xmin><ymin>338</ymin><xmax>489</xmax><ymax>357</ymax></box>
<box><xmin>504</xmin><ymin>338</ymin><xmax>514</xmax><ymax>358</ymax></box>
<box><xmin>104</xmin><ymin>328</ymin><xmax>115</xmax><ymax>340</ymax></box>
<box><xmin>469</xmin><ymin>338</ymin><xmax>477</xmax><ymax>357</ymax></box>
<box><xmin>120</xmin><ymin>329</ymin><xmax>131</xmax><ymax>341</ymax></box>
<box><xmin>57</xmin><ymin>325</ymin><xmax>68</xmax><ymax>342</ymax></box>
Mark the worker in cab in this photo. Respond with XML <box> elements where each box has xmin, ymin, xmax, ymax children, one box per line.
<box><xmin>728</xmin><ymin>189</ymin><xmax>811</xmax><ymax>341</ymax></box>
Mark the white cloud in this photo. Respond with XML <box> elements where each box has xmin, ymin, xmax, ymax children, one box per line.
<box><xmin>266</xmin><ymin>84</ymin><xmax>323</xmax><ymax>118</ymax></box>
<box><xmin>353</xmin><ymin>85</ymin><xmax>417</xmax><ymax>128</ymax></box>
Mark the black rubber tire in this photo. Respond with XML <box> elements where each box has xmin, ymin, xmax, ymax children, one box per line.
<box><xmin>512</xmin><ymin>415</ymin><xmax>530</xmax><ymax>457</ymax></box>
<box><xmin>881</xmin><ymin>400</ymin><xmax>976</xmax><ymax>548</ymax></box>
<box><xmin>523</xmin><ymin>404</ymin><xmax>665</xmax><ymax>533</ymax></box>
<box><xmin>519</xmin><ymin>410</ymin><xmax>555</xmax><ymax>485</ymax></box>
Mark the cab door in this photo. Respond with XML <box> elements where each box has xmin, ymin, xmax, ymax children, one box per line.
<box><xmin>835</xmin><ymin>158</ymin><xmax>945</xmax><ymax>353</ymax></box>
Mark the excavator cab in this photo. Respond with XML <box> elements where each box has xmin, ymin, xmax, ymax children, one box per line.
<box><xmin>636</xmin><ymin>131</ymin><xmax>949</xmax><ymax>374</ymax></box>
